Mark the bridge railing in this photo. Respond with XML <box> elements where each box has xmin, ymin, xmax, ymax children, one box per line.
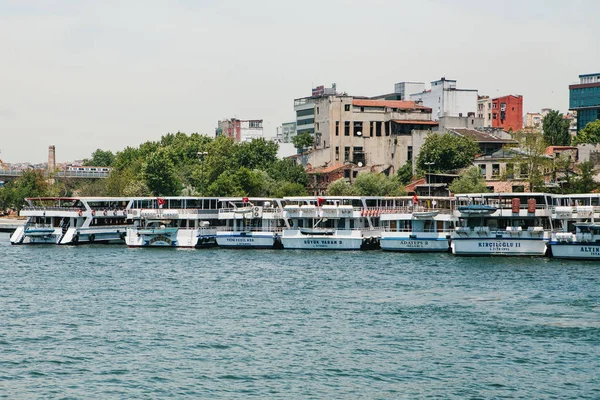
<box><xmin>0</xmin><ymin>169</ymin><xmax>109</xmax><ymax>178</ymax></box>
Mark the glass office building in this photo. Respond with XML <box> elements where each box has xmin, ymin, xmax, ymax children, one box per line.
<box><xmin>569</xmin><ymin>73</ymin><xmax>600</xmax><ymax>132</ymax></box>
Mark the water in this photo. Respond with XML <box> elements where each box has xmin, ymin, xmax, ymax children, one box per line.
<box><xmin>1</xmin><ymin>233</ymin><xmax>599</xmax><ymax>399</ymax></box>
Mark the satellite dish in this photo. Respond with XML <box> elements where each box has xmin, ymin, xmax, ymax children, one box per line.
<box><xmin>356</xmin><ymin>131</ymin><xmax>362</xmax><ymax>136</ymax></box>
<box><xmin>357</xmin><ymin>161</ymin><xmax>364</xmax><ymax>167</ymax></box>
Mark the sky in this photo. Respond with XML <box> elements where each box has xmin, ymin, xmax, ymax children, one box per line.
<box><xmin>1</xmin><ymin>0</ymin><xmax>599</xmax><ymax>163</ymax></box>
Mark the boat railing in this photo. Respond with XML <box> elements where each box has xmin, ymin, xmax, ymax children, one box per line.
<box><xmin>216</xmin><ymin>226</ymin><xmax>281</xmax><ymax>232</ymax></box>
<box><xmin>22</xmin><ymin>206</ymin><xmax>83</xmax><ymax>212</ymax></box>
<box><xmin>218</xmin><ymin>207</ymin><xmax>281</xmax><ymax>214</ymax></box>
<box><xmin>454</xmin><ymin>226</ymin><xmax>549</xmax><ymax>235</ymax></box>
<box><xmin>382</xmin><ymin>227</ymin><xmax>454</xmax><ymax>233</ymax></box>
<box><xmin>25</xmin><ymin>223</ymin><xmax>54</xmax><ymax>229</ymax></box>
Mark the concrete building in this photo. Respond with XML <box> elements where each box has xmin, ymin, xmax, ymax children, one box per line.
<box><xmin>216</xmin><ymin>119</ymin><xmax>264</xmax><ymax>142</ymax></box>
<box><xmin>304</xmin><ymin>96</ymin><xmax>437</xmax><ymax>176</ymax></box>
<box><xmin>276</xmin><ymin>122</ymin><xmax>297</xmax><ymax>143</ymax></box>
<box><xmin>525</xmin><ymin>112</ymin><xmax>543</xmax><ymax>129</ymax></box>
<box><xmin>293</xmin><ymin>84</ymin><xmax>337</xmax><ymax>138</ymax></box>
<box><xmin>410</xmin><ymin>77</ymin><xmax>478</xmax><ymax>121</ymax></box>
<box><xmin>477</xmin><ymin>96</ymin><xmax>492</xmax><ymax>127</ymax></box>
<box><xmin>394</xmin><ymin>82</ymin><xmax>425</xmax><ymax>101</ymax></box>
<box><xmin>491</xmin><ymin>95</ymin><xmax>523</xmax><ymax>131</ymax></box>
<box><xmin>570</xmin><ymin>73</ymin><xmax>600</xmax><ymax>132</ymax></box>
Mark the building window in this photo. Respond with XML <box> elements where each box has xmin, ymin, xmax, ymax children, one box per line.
<box><xmin>353</xmin><ymin>121</ymin><xmax>363</xmax><ymax>136</ymax></box>
<box><xmin>408</xmin><ymin>146</ymin><xmax>413</xmax><ymax>161</ymax></box>
<box><xmin>344</xmin><ymin>104</ymin><xmax>351</xmax><ymax>112</ymax></box>
<box><xmin>493</xmin><ymin>113</ymin><xmax>497</xmax><ymax>120</ymax></box>
<box><xmin>369</xmin><ymin>122</ymin><xmax>374</xmax><ymax>137</ymax></box>
<box><xmin>492</xmin><ymin>163</ymin><xmax>500</xmax><ymax>177</ymax></box>
<box><xmin>480</xmin><ymin>164</ymin><xmax>486</xmax><ymax>176</ymax></box>
<box><xmin>488</xmin><ymin>113</ymin><xmax>491</xmax><ymax>120</ymax></box>
<box><xmin>249</xmin><ymin>120</ymin><xmax>262</xmax><ymax>128</ymax></box>
<box><xmin>298</xmin><ymin>118</ymin><xmax>314</xmax><ymax>126</ymax></box>
<box><xmin>296</xmin><ymin>109</ymin><xmax>313</xmax><ymax>117</ymax></box>
<box><xmin>344</xmin><ymin>169</ymin><xmax>351</xmax><ymax>179</ymax></box>
<box><xmin>493</xmin><ymin>103</ymin><xmax>497</xmax><ymax>109</ymax></box>
<box><xmin>335</xmin><ymin>146</ymin><xmax>339</xmax><ymax>160</ymax></box>
<box><xmin>360</xmin><ymin>107</ymin><xmax>365</xmax><ymax>112</ymax></box>
<box><xmin>344</xmin><ymin>147</ymin><xmax>350</xmax><ymax>161</ymax></box>
<box><xmin>335</xmin><ymin>121</ymin><xmax>339</xmax><ymax>136</ymax></box>
<box><xmin>344</xmin><ymin>121</ymin><xmax>350</xmax><ymax>136</ymax></box>
<box><xmin>375</xmin><ymin>121</ymin><xmax>382</xmax><ymax>137</ymax></box>
<box><xmin>316</xmin><ymin>107</ymin><xmax>319</xmax><ymax>115</ymax></box>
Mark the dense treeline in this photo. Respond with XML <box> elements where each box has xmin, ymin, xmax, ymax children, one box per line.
<box><xmin>0</xmin><ymin>132</ymin><xmax>310</xmax><ymax>211</ymax></box>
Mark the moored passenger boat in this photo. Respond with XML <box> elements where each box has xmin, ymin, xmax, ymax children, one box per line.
<box><xmin>379</xmin><ymin>196</ymin><xmax>456</xmax><ymax>252</ymax></box>
<box><xmin>216</xmin><ymin>197</ymin><xmax>287</xmax><ymax>248</ymax></box>
<box><xmin>280</xmin><ymin>196</ymin><xmax>381</xmax><ymax>250</ymax></box>
<box><xmin>10</xmin><ymin>197</ymin><xmax>131</xmax><ymax>245</ymax></box>
<box><xmin>126</xmin><ymin>197</ymin><xmax>220</xmax><ymax>248</ymax></box>
<box><xmin>549</xmin><ymin>194</ymin><xmax>600</xmax><ymax>260</ymax></box>
<box><xmin>451</xmin><ymin>193</ymin><xmax>553</xmax><ymax>256</ymax></box>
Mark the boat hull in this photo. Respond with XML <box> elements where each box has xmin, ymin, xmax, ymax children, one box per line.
<box><xmin>216</xmin><ymin>232</ymin><xmax>277</xmax><ymax>249</ymax></box>
<box><xmin>451</xmin><ymin>237</ymin><xmax>548</xmax><ymax>256</ymax></box>
<box><xmin>380</xmin><ymin>234</ymin><xmax>450</xmax><ymax>252</ymax></box>
<box><xmin>281</xmin><ymin>231</ymin><xmax>364</xmax><ymax>250</ymax></box>
<box><xmin>550</xmin><ymin>242</ymin><xmax>600</xmax><ymax>260</ymax></box>
<box><xmin>126</xmin><ymin>228</ymin><xmax>217</xmax><ymax>248</ymax></box>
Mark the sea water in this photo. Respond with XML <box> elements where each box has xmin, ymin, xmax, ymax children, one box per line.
<box><xmin>1</xmin><ymin>233</ymin><xmax>598</xmax><ymax>398</ymax></box>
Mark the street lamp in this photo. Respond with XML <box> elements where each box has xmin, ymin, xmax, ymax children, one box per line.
<box><xmin>197</xmin><ymin>151</ymin><xmax>208</xmax><ymax>195</ymax></box>
<box><xmin>424</xmin><ymin>162</ymin><xmax>435</xmax><ymax>197</ymax></box>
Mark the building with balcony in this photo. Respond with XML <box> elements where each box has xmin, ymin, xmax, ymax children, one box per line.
<box><xmin>570</xmin><ymin>73</ymin><xmax>600</xmax><ymax>132</ymax></box>
<box><xmin>491</xmin><ymin>95</ymin><xmax>523</xmax><ymax>131</ymax></box>
<box><xmin>477</xmin><ymin>96</ymin><xmax>493</xmax><ymax>127</ymax></box>
<box><xmin>409</xmin><ymin>77</ymin><xmax>478</xmax><ymax>121</ymax></box>
<box><xmin>525</xmin><ymin>112</ymin><xmax>543</xmax><ymax>129</ymax></box>
<box><xmin>276</xmin><ymin>122</ymin><xmax>297</xmax><ymax>143</ymax></box>
<box><xmin>216</xmin><ymin>119</ymin><xmax>264</xmax><ymax>142</ymax></box>
<box><xmin>304</xmin><ymin>96</ymin><xmax>437</xmax><ymax>176</ymax></box>
<box><xmin>293</xmin><ymin>84</ymin><xmax>338</xmax><ymax>138</ymax></box>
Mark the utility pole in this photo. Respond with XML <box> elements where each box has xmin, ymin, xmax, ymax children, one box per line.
<box><xmin>424</xmin><ymin>162</ymin><xmax>435</xmax><ymax>197</ymax></box>
<box><xmin>197</xmin><ymin>151</ymin><xmax>208</xmax><ymax>195</ymax></box>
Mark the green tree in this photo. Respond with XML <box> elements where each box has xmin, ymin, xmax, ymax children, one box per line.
<box><xmin>292</xmin><ymin>131</ymin><xmax>314</xmax><ymax>151</ymax></box>
<box><xmin>83</xmin><ymin>149</ymin><xmax>116</xmax><ymax>167</ymax></box>
<box><xmin>510</xmin><ymin>130</ymin><xmax>552</xmax><ymax>192</ymax></box>
<box><xmin>267</xmin><ymin>159</ymin><xmax>309</xmax><ymax>186</ymax></box>
<box><xmin>396</xmin><ymin>161</ymin><xmax>414</xmax><ymax>185</ymax></box>
<box><xmin>449</xmin><ymin>167</ymin><xmax>490</xmax><ymax>194</ymax></box>
<box><xmin>416</xmin><ymin>133</ymin><xmax>479</xmax><ymax>172</ymax></box>
<box><xmin>574</xmin><ymin>161</ymin><xmax>597</xmax><ymax>193</ymax></box>
<box><xmin>235</xmin><ymin>138</ymin><xmax>279</xmax><ymax>170</ymax></box>
<box><xmin>353</xmin><ymin>172</ymin><xmax>407</xmax><ymax>196</ymax></box>
<box><xmin>270</xmin><ymin>182</ymin><xmax>308</xmax><ymax>198</ymax></box>
<box><xmin>326</xmin><ymin>178</ymin><xmax>358</xmax><ymax>196</ymax></box>
<box><xmin>142</xmin><ymin>149</ymin><xmax>182</xmax><ymax>196</ymax></box>
<box><xmin>542</xmin><ymin>110</ymin><xmax>571</xmax><ymax>146</ymax></box>
<box><xmin>572</xmin><ymin>120</ymin><xmax>600</xmax><ymax>145</ymax></box>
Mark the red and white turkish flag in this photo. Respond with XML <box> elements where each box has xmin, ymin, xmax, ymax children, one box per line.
<box><xmin>157</xmin><ymin>198</ymin><xmax>166</xmax><ymax>209</ymax></box>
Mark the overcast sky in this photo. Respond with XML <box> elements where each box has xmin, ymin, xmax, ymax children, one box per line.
<box><xmin>1</xmin><ymin>0</ymin><xmax>599</xmax><ymax>163</ymax></box>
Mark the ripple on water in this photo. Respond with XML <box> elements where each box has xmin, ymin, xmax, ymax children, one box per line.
<box><xmin>0</xmin><ymin>234</ymin><xmax>599</xmax><ymax>398</ymax></box>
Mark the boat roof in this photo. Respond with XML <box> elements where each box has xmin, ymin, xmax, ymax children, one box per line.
<box><xmin>130</xmin><ymin>196</ymin><xmax>221</xmax><ymax>200</ymax></box>
<box><xmin>454</xmin><ymin>192</ymin><xmax>550</xmax><ymax>198</ymax></box>
<box><xmin>26</xmin><ymin>197</ymin><xmax>132</xmax><ymax>201</ymax></box>
<box><xmin>218</xmin><ymin>197</ymin><xmax>281</xmax><ymax>202</ymax></box>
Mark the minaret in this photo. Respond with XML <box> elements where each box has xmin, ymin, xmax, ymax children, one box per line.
<box><xmin>48</xmin><ymin>145</ymin><xmax>55</xmax><ymax>171</ymax></box>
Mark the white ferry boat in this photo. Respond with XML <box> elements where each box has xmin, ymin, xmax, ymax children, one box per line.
<box><xmin>550</xmin><ymin>194</ymin><xmax>600</xmax><ymax>260</ymax></box>
<box><xmin>10</xmin><ymin>197</ymin><xmax>131</xmax><ymax>245</ymax></box>
<box><xmin>379</xmin><ymin>196</ymin><xmax>456</xmax><ymax>252</ymax></box>
<box><xmin>280</xmin><ymin>196</ymin><xmax>381</xmax><ymax>250</ymax></box>
<box><xmin>216</xmin><ymin>197</ymin><xmax>287</xmax><ymax>249</ymax></box>
<box><xmin>126</xmin><ymin>197</ymin><xmax>220</xmax><ymax>248</ymax></box>
<box><xmin>451</xmin><ymin>193</ymin><xmax>553</xmax><ymax>256</ymax></box>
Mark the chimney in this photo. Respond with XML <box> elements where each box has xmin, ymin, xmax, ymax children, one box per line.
<box><xmin>48</xmin><ymin>145</ymin><xmax>55</xmax><ymax>171</ymax></box>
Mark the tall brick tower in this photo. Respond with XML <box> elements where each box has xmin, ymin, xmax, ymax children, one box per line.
<box><xmin>48</xmin><ymin>145</ymin><xmax>56</xmax><ymax>171</ymax></box>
